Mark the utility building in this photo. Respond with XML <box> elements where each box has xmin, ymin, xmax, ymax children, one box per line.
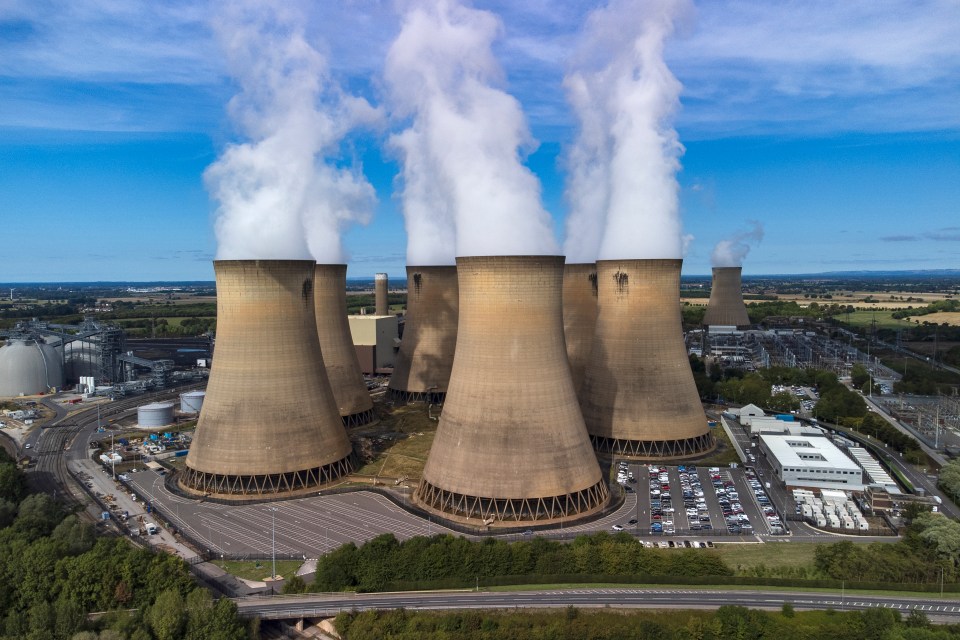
<box><xmin>759</xmin><ymin>434</ymin><xmax>864</xmax><ymax>491</ymax></box>
<box><xmin>348</xmin><ymin>315</ymin><xmax>398</xmax><ymax>374</ymax></box>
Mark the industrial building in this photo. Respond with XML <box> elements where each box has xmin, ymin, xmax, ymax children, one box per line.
<box><xmin>314</xmin><ymin>264</ymin><xmax>375</xmax><ymax>427</ymax></box>
<box><xmin>702</xmin><ymin>266</ymin><xmax>751</xmax><ymax>329</ymax></box>
<box><xmin>758</xmin><ymin>434</ymin><xmax>864</xmax><ymax>491</ymax></box>
<box><xmin>0</xmin><ymin>338</ymin><xmax>64</xmax><ymax>397</ymax></box>
<box><xmin>562</xmin><ymin>263</ymin><xmax>597</xmax><ymax>398</ymax></box>
<box><xmin>348</xmin><ymin>315</ymin><xmax>398</xmax><ymax>374</ymax></box>
<box><xmin>580</xmin><ymin>259</ymin><xmax>714</xmax><ymax>459</ymax></box>
<box><xmin>180</xmin><ymin>260</ymin><xmax>354</xmax><ymax>497</ymax></box>
<box><xmin>389</xmin><ymin>266</ymin><xmax>459</xmax><ymax>403</ymax></box>
<box><xmin>415</xmin><ymin>256</ymin><xmax>609</xmax><ymax>524</ymax></box>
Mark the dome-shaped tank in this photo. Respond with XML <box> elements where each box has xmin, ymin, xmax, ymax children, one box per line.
<box><xmin>138</xmin><ymin>401</ymin><xmax>175</xmax><ymax>428</ymax></box>
<box><xmin>179</xmin><ymin>391</ymin><xmax>206</xmax><ymax>414</ymax></box>
<box><xmin>0</xmin><ymin>339</ymin><xmax>64</xmax><ymax>397</ymax></box>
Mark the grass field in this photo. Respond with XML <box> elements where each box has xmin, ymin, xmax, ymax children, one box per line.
<box><xmin>911</xmin><ymin>311</ymin><xmax>960</xmax><ymax>326</ymax></box>
<box><xmin>711</xmin><ymin>542</ymin><xmax>820</xmax><ymax>574</ymax></box>
<box><xmin>834</xmin><ymin>310</ymin><xmax>916</xmax><ymax>329</ymax></box>
<box><xmin>353</xmin><ymin>404</ymin><xmax>437</xmax><ymax>480</ymax></box>
<box><xmin>216</xmin><ymin>559</ymin><xmax>303</xmax><ymax>582</ymax></box>
<box><xmin>692</xmin><ymin>424</ymin><xmax>740</xmax><ymax>467</ymax></box>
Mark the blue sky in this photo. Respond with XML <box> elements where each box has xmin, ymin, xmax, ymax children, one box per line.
<box><xmin>1</xmin><ymin>0</ymin><xmax>958</xmax><ymax>281</ymax></box>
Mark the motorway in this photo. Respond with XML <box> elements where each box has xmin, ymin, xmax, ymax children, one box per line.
<box><xmin>235</xmin><ymin>587</ymin><xmax>960</xmax><ymax>622</ymax></box>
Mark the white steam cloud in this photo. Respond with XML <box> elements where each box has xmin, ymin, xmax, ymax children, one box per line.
<box><xmin>206</xmin><ymin>1</ymin><xmax>380</xmax><ymax>262</ymax></box>
<box><xmin>563</xmin><ymin>0</ymin><xmax>690</xmax><ymax>262</ymax></box>
<box><xmin>711</xmin><ymin>221</ymin><xmax>764</xmax><ymax>267</ymax></box>
<box><xmin>385</xmin><ymin>0</ymin><xmax>558</xmax><ymax>259</ymax></box>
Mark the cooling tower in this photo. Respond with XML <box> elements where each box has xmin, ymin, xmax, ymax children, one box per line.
<box><xmin>415</xmin><ymin>256</ymin><xmax>609</xmax><ymax>525</ymax></box>
<box><xmin>580</xmin><ymin>259</ymin><xmax>715</xmax><ymax>459</ymax></box>
<box><xmin>702</xmin><ymin>266</ymin><xmax>751</xmax><ymax>327</ymax></box>
<box><xmin>388</xmin><ymin>266</ymin><xmax>459</xmax><ymax>404</ymax></box>
<box><xmin>562</xmin><ymin>263</ymin><xmax>598</xmax><ymax>397</ymax></box>
<box><xmin>314</xmin><ymin>264</ymin><xmax>375</xmax><ymax>427</ymax></box>
<box><xmin>180</xmin><ymin>260</ymin><xmax>354</xmax><ymax>497</ymax></box>
<box><xmin>375</xmin><ymin>273</ymin><xmax>389</xmax><ymax>315</ymax></box>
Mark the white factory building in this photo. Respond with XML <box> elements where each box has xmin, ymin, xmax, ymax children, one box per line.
<box><xmin>759</xmin><ymin>434</ymin><xmax>865</xmax><ymax>491</ymax></box>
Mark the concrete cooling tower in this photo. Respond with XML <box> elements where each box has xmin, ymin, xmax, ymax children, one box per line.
<box><xmin>388</xmin><ymin>266</ymin><xmax>459</xmax><ymax>404</ymax></box>
<box><xmin>415</xmin><ymin>256</ymin><xmax>609</xmax><ymax>525</ymax></box>
<box><xmin>180</xmin><ymin>260</ymin><xmax>354</xmax><ymax>497</ymax></box>
<box><xmin>375</xmin><ymin>273</ymin><xmax>389</xmax><ymax>316</ymax></box>
<box><xmin>580</xmin><ymin>259</ymin><xmax>715</xmax><ymax>459</ymax></box>
<box><xmin>562</xmin><ymin>263</ymin><xmax>598</xmax><ymax>397</ymax></box>
<box><xmin>314</xmin><ymin>264</ymin><xmax>375</xmax><ymax>427</ymax></box>
<box><xmin>702</xmin><ymin>266</ymin><xmax>751</xmax><ymax>328</ymax></box>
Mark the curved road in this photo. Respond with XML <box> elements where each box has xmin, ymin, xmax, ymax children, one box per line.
<box><xmin>236</xmin><ymin>587</ymin><xmax>960</xmax><ymax>622</ymax></box>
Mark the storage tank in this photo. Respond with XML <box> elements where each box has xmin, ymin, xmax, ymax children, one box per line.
<box><xmin>180</xmin><ymin>260</ymin><xmax>354</xmax><ymax>498</ymax></box>
<box><xmin>0</xmin><ymin>339</ymin><xmax>64</xmax><ymax>397</ymax></box>
<box><xmin>138</xmin><ymin>402</ymin><xmax>175</xmax><ymax>428</ymax></box>
<box><xmin>388</xmin><ymin>266</ymin><xmax>459</xmax><ymax>404</ymax></box>
<box><xmin>562</xmin><ymin>263</ymin><xmax>597</xmax><ymax>397</ymax></box>
<box><xmin>702</xmin><ymin>267</ymin><xmax>751</xmax><ymax>328</ymax></box>
<box><xmin>179</xmin><ymin>391</ymin><xmax>206</xmax><ymax>414</ymax></box>
<box><xmin>314</xmin><ymin>264</ymin><xmax>375</xmax><ymax>427</ymax></box>
<box><xmin>579</xmin><ymin>259</ymin><xmax>715</xmax><ymax>459</ymax></box>
<box><xmin>414</xmin><ymin>256</ymin><xmax>609</xmax><ymax>525</ymax></box>
<box><xmin>375</xmin><ymin>273</ymin><xmax>389</xmax><ymax>315</ymax></box>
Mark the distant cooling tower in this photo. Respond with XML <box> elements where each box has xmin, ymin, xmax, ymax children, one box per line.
<box><xmin>314</xmin><ymin>264</ymin><xmax>375</xmax><ymax>427</ymax></box>
<box><xmin>375</xmin><ymin>273</ymin><xmax>389</xmax><ymax>315</ymax></box>
<box><xmin>388</xmin><ymin>266</ymin><xmax>458</xmax><ymax>404</ymax></box>
<box><xmin>702</xmin><ymin>266</ymin><xmax>751</xmax><ymax>327</ymax></box>
<box><xmin>562</xmin><ymin>263</ymin><xmax>598</xmax><ymax>396</ymax></box>
<box><xmin>415</xmin><ymin>256</ymin><xmax>609</xmax><ymax>524</ymax></box>
<box><xmin>180</xmin><ymin>260</ymin><xmax>354</xmax><ymax>497</ymax></box>
<box><xmin>580</xmin><ymin>259</ymin><xmax>715</xmax><ymax>459</ymax></box>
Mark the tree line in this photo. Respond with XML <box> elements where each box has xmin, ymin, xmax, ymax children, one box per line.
<box><xmin>0</xmin><ymin>448</ymin><xmax>252</xmax><ymax>640</ymax></box>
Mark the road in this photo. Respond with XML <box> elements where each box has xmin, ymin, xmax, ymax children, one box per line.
<box><xmin>235</xmin><ymin>587</ymin><xmax>960</xmax><ymax>622</ymax></box>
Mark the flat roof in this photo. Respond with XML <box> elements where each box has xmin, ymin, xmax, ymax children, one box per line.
<box><xmin>760</xmin><ymin>434</ymin><xmax>861</xmax><ymax>472</ymax></box>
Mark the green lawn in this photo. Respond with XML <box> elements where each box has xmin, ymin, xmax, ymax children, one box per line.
<box><xmin>711</xmin><ymin>541</ymin><xmax>820</xmax><ymax>573</ymax></box>
<box><xmin>216</xmin><ymin>559</ymin><xmax>303</xmax><ymax>582</ymax></box>
<box><xmin>835</xmin><ymin>310</ymin><xmax>915</xmax><ymax>329</ymax></box>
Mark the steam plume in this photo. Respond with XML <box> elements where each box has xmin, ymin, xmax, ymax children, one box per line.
<box><xmin>711</xmin><ymin>221</ymin><xmax>764</xmax><ymax>267</ymax></box>
<box><xmin>563</xmin><ymin>0</ymin><xmax>690</xmax><ymax>262</ymax></box>
<box><xmin>385</xmin><ymin>0</ymin><xmax>558</xmax><ymax>259</ymax></box>
<box><xmin>206</xmin><ymin>1</ymin><xmax>380</xmax><ymax>262</ymax></box>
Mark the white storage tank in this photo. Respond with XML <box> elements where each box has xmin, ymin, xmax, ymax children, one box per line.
<box><xmin>0</xmin><ymin>339</ymin><xmax>64</xmax><ymax>397</ymax></box>
<box><xmin>138</xmin><ymin>401</ymin><xmax>175</xmax><ymax>428</ymax></box>
<box><xmin>179</xmin><ymin>390</ymin><xmax>206</xmax><ymax>414</ymax></box>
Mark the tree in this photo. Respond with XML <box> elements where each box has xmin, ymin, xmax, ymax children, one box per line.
<box><xmin>851</xmin><ymin>363</ymin><xmax>870</xmax><ymax>388</ymax></box>
<box><xmin>0</xmin><ymin>463</ymin><xmax>27</xmax><ymax>505</ymax></box>
<box><xmin>146</xmin><ymin>589</ymin><xmax>186</xmax><ymax>640</ymax></box>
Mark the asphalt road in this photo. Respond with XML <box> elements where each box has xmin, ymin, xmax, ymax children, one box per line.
<box><xmin>235</xmin><ymin>587</ymin><xmax>960</xmax><ymax>622</ymax></box>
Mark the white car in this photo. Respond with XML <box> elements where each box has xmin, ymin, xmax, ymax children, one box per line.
<box><xmin>24</xmin><ymin>443</ymin><xmax>32</xmax><ymax>449</ymax></box>
<box><xmin>612</xmin><ymin>524</ymin><xmax>624</xmax><ymax>531</ymax></box>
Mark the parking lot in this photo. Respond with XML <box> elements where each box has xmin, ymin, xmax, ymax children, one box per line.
<box><xmin>605</xmin><ymin>462</ymin><xmax>785</xmax><ymax>537</ymax></box>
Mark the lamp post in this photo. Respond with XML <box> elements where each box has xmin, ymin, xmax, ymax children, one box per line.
<box><xmin>270</xmin><ymin>507</ymin><xmax>278</xmax><ymax>583</ymax></box>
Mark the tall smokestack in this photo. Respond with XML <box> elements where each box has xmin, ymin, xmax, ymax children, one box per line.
<box><xmin>415</xmin><ymin>256</ymin><xmax>609</xmax><ymax>524</ymax></box>
<box><xmin>375</xmin><ymin>273</ymin><xmax>389</xmax><ymax>315</ymax></box>
<box><xmin>702</xmin><ymin>267</ymin><xmax>751</xmax><ymax>328</ymax></box>
<box><xmin>181</xmin><ymin>260</ymin><xmax>354</xmax><ymax>497</ymax></box>
<box><xmin>562</xmin><ymin>263</ymin><xmax>598</xmax><ymax>397</ymax></box>
<box><xmin>389</xmin><ymin>266</ymin><xmax>459</xmax><ymax>404</ymax></box>
<box><xmin>314</xmin><ymin>264</ymin><xmax>375</xmax><ymax>427</ymax></box>
<box><xmin>580</xmin><ymin>259</ymin><xmax>714</xmax><ymax>459</ymax></box>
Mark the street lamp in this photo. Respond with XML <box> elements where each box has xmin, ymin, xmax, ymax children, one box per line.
<box><xmin>270</xmin><ymin>507</ymin><xmax>278</xmax><ymax>583</ymax></box>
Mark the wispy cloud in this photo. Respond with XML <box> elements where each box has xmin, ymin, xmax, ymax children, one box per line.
<box><xmin>882</xmin><ymin>227</ymin><xmax>960</xmax><ymax>242</ymax></box>
<box><xmin>881</xmin><ymin>235</ymin><xmax>919</xmax><ymax>242</ymax></box>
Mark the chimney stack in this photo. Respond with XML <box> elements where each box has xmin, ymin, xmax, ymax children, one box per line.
<box><xmin>375</xmin><ymin>272</ymin><xmax>389</xmax><ymax>315</ymax></box>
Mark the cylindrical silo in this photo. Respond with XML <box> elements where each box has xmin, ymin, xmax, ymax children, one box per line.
<box><xmin>702</xmin><ymin>266</ymin><xmax>751</xmax><ymax>327</ymax></box>
<box><xmin>580</xmin><ymin>259</ymin><xmax>715</xmax><ymax>459</ymax></box>
<box><xmin>414</xmin><ymin>256</ymin><xmax>609</xmax><ymax>525</ymax></box>
<box><xmin>138</xmin><ymin>401</ymin><xmax>175</xmax><ymax>428</ymax></box>
<box><xmin>314</xmin><ymin>264</ymin><xmax>375</xmax><ymax>427</ymax></box>
<box><xmin>562</xmin><ymin>263</ymin><xmax>597</xmax><ymax>398</ymax></box>
<box><xmin>375</xmin><ymin>273</ymin><xmax>389</xmax><ymax>315</ymax></box>
<box><xmin>179</xmin><ymin>390</ymin><xmax>206</xmax><ymax>414</ymax></box>
<box><xmin>0</xmin><ymin>339</ymin><xmax>64</xmax><ymax>397</ymax></box>
<box><xmin>388</xmin><ymin>266</ymin><xmax>458</xmax><ymax>404</ymax></box>
<box><xmin>180</xmin><ymin>260</ymin><xmax>354</xmax><ymax>498</ymax></box>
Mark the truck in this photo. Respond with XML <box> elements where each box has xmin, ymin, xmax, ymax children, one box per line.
<box><xmin>145</xmin><ymin>523</ymin><xmax>158</xmax><ymax>535</ymax></box>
